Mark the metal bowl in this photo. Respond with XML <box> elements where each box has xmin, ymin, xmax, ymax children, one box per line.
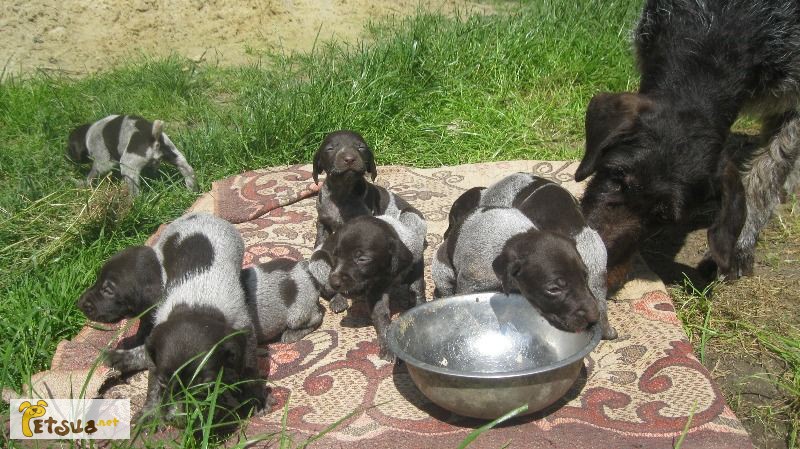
<box><xmin>387</xmin><ymin>292</ymin><xmax>601</xmax><ymax>420</ymax></box>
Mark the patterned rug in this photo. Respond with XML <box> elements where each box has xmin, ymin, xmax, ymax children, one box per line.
<box><xmin>7</xmin><ymin>161</ymin><xmax>753</xmax><ymax>448</ymax></box>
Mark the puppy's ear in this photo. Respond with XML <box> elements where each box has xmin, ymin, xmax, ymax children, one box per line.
<box><xmin>365</xmin><ymin>146</ymin><xmax>378</xmax><ymax>181</ymax></box>
<box><xmin>576</xmin><ymin>92</ymin><xmax>653</xmax><ymax>181</ymax></box>
<box><xmin>219</xmin><ymin>333</ymin><xmax>246</xmax><ymax>374</ymax></box>
<box><xmin>492</xmin><ymin>250</ymin><xmax>520</xmax><ymax>295</ymax></box>
<box><xmin>312</xmin><ymin>148</ymin><xmax>324</xmax><ymax>185</ymax></box>
<box><xmin>390</xmin><ymin>237</ymin><xmax>413</xmax><ymax>279</ymax></box>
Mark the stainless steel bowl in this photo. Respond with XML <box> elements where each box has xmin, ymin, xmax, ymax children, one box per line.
<box><xmin>387</xmin><ymin>292</ymin><xmax>601</xmax><ymax>420</ymax></box>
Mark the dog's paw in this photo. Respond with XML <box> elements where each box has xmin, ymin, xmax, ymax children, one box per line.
<box><xmin>103</xmin><ymin>346</ymin><xmax>151</xmax><ymax>374</ymax></box>
<box><xmin>601</xmin><ymin>325</ymin><xmax>619</xmax><ymax>340</ymax></box>
<box><xmin>280</xmin><ymin>328</ymin><xmax>312</xmax><ymax>343</ymax></box>
<box><xmin>378</xmin><ymin>347</ymin><xmax>397</xmax><ymax>363</ymax></box>
<box><xmin>330</xmin><ymin>294</ymin><xmax>349</xmax><ymax>313</ymax></box>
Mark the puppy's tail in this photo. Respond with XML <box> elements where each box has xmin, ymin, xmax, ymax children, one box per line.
<box><xmin>151</xmin><ymin>120</ymin><xmax>164</xmax><ymax>141</ymax></box>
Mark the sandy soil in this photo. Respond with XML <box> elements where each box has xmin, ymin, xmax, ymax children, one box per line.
<box><xmin>1</xmin><ymin>0</ymin><xmax>492</xmax><ymax>76</ymax></box>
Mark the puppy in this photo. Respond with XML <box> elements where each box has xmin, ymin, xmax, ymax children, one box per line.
<box><xmin>107</xmin><ymin>213</ymin><xmax>267</xmax><ymax>422</ymax></box>
<box><xmin>76</xmin><ymin>246</ymin><xmax>162</xmax><ymax>346</ymax></box>
<box><xmin>68</xmin><ymin>115</ymin><xmax>198</xmax><ymax>196</ymax></box>
<box><xmin>312</xmin><ymin>130</ymin><xmax>426</xmax><ymax>312</ymax></box>
<box><xmin>480</xmin><ymin>173</ymin><xmax>616</xmax><ymax>339</ymax></box>
<box><xmin>240</xmin><ymin>250</ymin><xmax>331</xmax><ymax>344</ymax></box>
<box><xmin>432</xmin><ymin>176</ymin><xmax>615</xmax><ymax>338</ymax></box>
<box><xmin>322</xmin><ymin>214</ymin><xmax>425</xmax><ymax>360</ymax></box>
<box><xmin>575</xmin><ymin>0</ymin><xmax>800</xmax><ymax>287</ymax></box>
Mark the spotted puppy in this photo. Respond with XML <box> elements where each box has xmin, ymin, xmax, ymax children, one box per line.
<box><xmin>76</xmin><ymin>246</ymin><xmax>163</xmax><ymax>346</ymax></box>
<box><xmin>480</xmin><ymin>173</ymin><xmax>616</xmax><ymax>339</ymax></box>
<box><xmin>432</xmin><ymin>175</ymin><xmax>615</xmax><ymax>338</ymax></box>
<box><xmin>322</xmin><ymin>213</ymin><xmax>426</xmax><ymax>361</ymax></box>
<box><xmin>312</xmin><ymin>130</ymin><xmax>425</xmax><ymax>312</ymax></box>
<box><xmin>240</xmin><ymin>251</ymin><xmax>332</xmax><ymax>344</ymax></box>
<box><xmin>107</xmin><ymin>213</ymin><xmax>267</xmax><ymax>422</ymax></box>
<box><xmin>67</xmin><ymin>115</ymin><xmax>198</xmax><ymax>196</ymax></box>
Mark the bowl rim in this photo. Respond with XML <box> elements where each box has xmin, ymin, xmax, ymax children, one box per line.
<box><xmin>387</xmin><ymin>292</ymin><xmax>602</xmax><ymax>379</ymax></box>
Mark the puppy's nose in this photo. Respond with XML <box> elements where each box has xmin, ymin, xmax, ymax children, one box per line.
<box><xmin>78</xmin><ymin>297</ymin><xmax>94</xmax><ymax>315</ymax></box>
<box><xmin>577</xmin><ymin>304</ymin><xmax>600</xmax><ymax>325</ymax></box>
<box><xmin>343</xmin><ymin>154</ymin><xmax>356</xmax><ymax>165</ymax></box>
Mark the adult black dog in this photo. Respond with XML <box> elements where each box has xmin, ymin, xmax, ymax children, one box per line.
<box><xmin>576</xmin><ymin>0</ymin><xmax>800</xmax><ymax>289</ymax></box>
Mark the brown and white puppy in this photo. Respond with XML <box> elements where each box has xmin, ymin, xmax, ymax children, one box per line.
<box><xmin>312</xmin><ymin>130</ymin><xmax>426</xmax><ymax>312</ymax></box>
<box><xmin>240</xmin><ymin>250</ymin><xmax>332</xmax><ymax>344</ymax></box>
<box><xmin>321</xmin><ymin>214</ymin><xmax>425</xmax><ymax>361</ymax></box>
<box><xmin>76</xmin><ymin>246</ymin><xmax>162</xmax><ymax>346</ymax></box>
<box><xmin>433</xmin><ymin>175</ymin><xmax>616</xmax><ymax>338</ymax></box>
<box><xmin>480</xmin><ymin>173</ymin><xmax>616</xmax><ymax>339</ymax></box>
<box><xmin>106</xmin><ymin>213</ymin><xmax>268</xmax><ymax>424</ymax></box>
<box><xmin>67</xmin><ymin>115</ymin><xmax>198</xmax><ymax>196</ymax></box>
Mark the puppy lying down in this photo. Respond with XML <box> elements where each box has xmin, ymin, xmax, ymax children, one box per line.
<box><xmin>322</xmin><ymin>212</ymin><xmax>427</xmax><ymax>360</ymax></box>
<box><xmin>432</xmin><ymin>173</ymin><xmax>617</xmax><ymax>339</ymax></box>
<box><xmin>105</xmin><ymin>212</ymin><xmax>268</xmax><ymax>422</ymax></box>
<box><xmin>240</xmin><ymin>251</ymin><xmax>332</xmax><ymax>344</ymax></box>
<box><xmin>67</xmin><ymin>114</ymin><xmax>198</xmax><ymax>196</ymax></box>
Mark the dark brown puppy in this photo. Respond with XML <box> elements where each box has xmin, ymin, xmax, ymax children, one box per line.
<box><xmin>312</xmin><ymin>130</ymin><xmax>424</xmax><ymax>313</ymax></box>
<box><xmin>312</xmin><ymin>130</ymin><xmax>378</xmax><ymax>247</ymax></box>
<box><xmin>576</xmin><ymin>0</ymin><xmax>800</xmax><ymax>289</ymax></box>
<box><xmin>493</xmin><ymin>231</ymin><xmax>600</xmax><ymax>334</ymax></box>
<box><xmin>321</xmin><ymin>215</ymin><xmax>416</xmax><ymax>361</ymax></box>
<box><xmin>76</xmin><ymin>246</ymin><xmax>162</xmax><ymax>345</ymax></box>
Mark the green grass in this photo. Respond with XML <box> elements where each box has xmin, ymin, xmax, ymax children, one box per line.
<box><xmin>0</xmin><ymin>0</ymin><xmax>645</xmax><ymax>445</ymax></box>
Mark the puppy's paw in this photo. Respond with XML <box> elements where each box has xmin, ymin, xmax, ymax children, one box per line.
<box><xmin>378</xmin><ymin>347</ymin><xmax>396</xmax><ymax>363</ymax></box>
<box><xmin>329</xmin><ymin>294</ymin><xmax>349</xmax><ymax>313</ymax></box>
<box><xmin>601</xmin><ymin>325</ymin><xmax>618</xmax><ymax>340</ymax></box>
<box><xmin>280</xmin><ymin>328</ymin><xmax>312</xmax><ymax>343</ymax></box>
<box><xmin>103</xmin><ymin>346</ymin><xmax>151</xmax><ymax>374</ymax></box>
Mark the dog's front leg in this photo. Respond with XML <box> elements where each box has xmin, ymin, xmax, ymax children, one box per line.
<box><xmin>369</xmin><ymin>290</ymin><xmax>394</xmax><ymax>361</ymax></box>
<box><xmin>119</xmin><ymin>158</ymin><xmax>143</xmax><ymax>196</ymax></box>
<box><xmin>162</xmin><ymin>137</ymin><xmax>198</xmax><ymax>192</ymax></box>
<box><xmin>705</xmin><ymin>160</ymin><xmax>748</xmax><ymax>280</ymax></box>
<box><xmin>138</xmin><ymin>369</ymin><xmax>166</xmax><ymax>424</ymax></box>
<box><xmin>104</xmin><ymin>345</ymin><xmax>153</xmax><ymax>374</ymax></box>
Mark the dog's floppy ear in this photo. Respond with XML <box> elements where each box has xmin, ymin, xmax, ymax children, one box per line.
<box><xmin>312</xmin><ymin>148</ymin><xmax>324</xmax><ymax>185</ymax></box>
<box><xmin>219</xmin><ymin>332</ymin><xmax>246</xmax><ymax>374</ymax></box>
<box><xmin>492</xmin><ymin>250</ymin><xmax>520</xmax><ymax>296</ymax></box>
<box><xmin>576</xmin><ymin>92</ymin><xmax>653</xmax><ymax>181</ymax></box>
<box><xmin>364</xmin><ymin>146</ymin><xmax>378</xmax><ymax>181</ymax></box>
<box><xmin>389</xmin><ymin>237</ymin><xmax>413</xmax><ymax>279</ymax></box>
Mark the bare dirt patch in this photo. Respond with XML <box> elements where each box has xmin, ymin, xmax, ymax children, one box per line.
<box><xmin>1</xmin><ymin>0</ymin><xmax>493</xmax><ymax>76</ymax></box>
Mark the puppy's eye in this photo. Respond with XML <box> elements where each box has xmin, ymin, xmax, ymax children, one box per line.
<box><xmin>546</xmin><ymin>279</ymin><xmax>566</xmax><ymax>296</ymax></box>
<box><xmin>356</xmin><ymin>256</ymin><xmax>372</xmax><ymax>265</ymax></box>
<box><xmin>101</xmin><ymin>281</ymin><xmax>115</xmax><ymax>296</ymax></box>
<box><xmin>325</xmin><ymin>146</ymin><xmax>335</xmax><ymax>152</ymax></box>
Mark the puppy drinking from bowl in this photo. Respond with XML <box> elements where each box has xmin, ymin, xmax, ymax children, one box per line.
<box><xmin>432</xmin><ymin>174</ymin><xmax>616</xmax><ymax>339</ymax></box>
<box><xmin>321</xmin><ymin>213</ymin><xmax>427</xmax><ymax>361</ymax></box>
<box><xmin>312</xmin><ymin>130</ymin><xmax>427</xmax><ymax>312</ymax></box>
<box><xmin>67</xmin><ymin>115</ymin><xmax>198</xmax><ymax>196</ymax></box>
